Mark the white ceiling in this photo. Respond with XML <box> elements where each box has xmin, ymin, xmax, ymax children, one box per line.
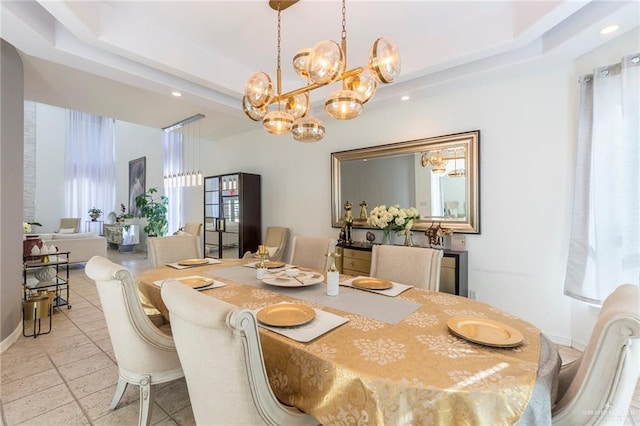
<box><xmin>2</xmin><ymin>0</ymin><xmax>638</xmax><ymax>140</ymax></box>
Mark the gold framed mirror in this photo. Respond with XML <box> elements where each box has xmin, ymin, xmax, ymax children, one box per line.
<box><xmin>331</xmin><ymin>130</ymin><xmax>480</xmax><ymax>233</ymax></box>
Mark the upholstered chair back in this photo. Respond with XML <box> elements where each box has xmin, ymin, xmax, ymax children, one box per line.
<box><xmin>59</xmin><ymin>217</ymin><xmax>81</xmax><ymax>233</ymax></box>
<box><xmin>552</xmin><ymin>284</ymin><xmax>640</xmax><ymax>425</ymax></box>
<box><xmin>147</xmin><ymin>235</ymin><xmax>200</xmax><ymax>267</ymax></box>
<box><xmin>263</xmin><ymin>226</ymin><xmax>289</xmax><ymax>262</ymax></box>
<box><xmin>161</xmin><ymin>280</ymin><xmax>318</xmax><ymax>425</ymax></box>
<box><xmin>370</xmin><ymin>245</ymin><xmax>443</xmax><ymax>290</ymax></box>
<box><xmin>183</xmin><ymin>222</ymin><xmax>202</xmax><ymax>237</ymax></box>
<box><xmin>85</xmin><ymin>256</ymin><xmax>183</xmax><ymax>425</ymax></box>
<box><xmin>288</xmin><ymin>236</ymin><xmax>337</xmax><ymax>270</ymax></box>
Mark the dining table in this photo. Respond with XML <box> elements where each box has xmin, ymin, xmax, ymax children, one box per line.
<box><xmin>137</xmin><ymin>258</ymin><xmax>561</xmax><ymax>426</ymax></box>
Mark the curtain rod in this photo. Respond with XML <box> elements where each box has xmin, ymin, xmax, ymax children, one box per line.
<box><xmin>162</xmin><ymin>114</ymin><xmax>205</xmax><ymax>132</ymax></box>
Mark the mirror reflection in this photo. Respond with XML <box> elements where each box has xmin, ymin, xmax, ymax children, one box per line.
<box><xmin>332</xmin><ymin>131</ymin><xmax>480</xmax><ymax>233</ymax></box>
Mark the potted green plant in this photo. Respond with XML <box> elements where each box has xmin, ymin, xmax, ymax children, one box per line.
<box><xmin>88</xmin><ymin>207</ymin><xmax>102</xmax><ymax>221</ymax></box>
<box><xmin>135</xmin><ymin>187</ymin><xmax>169</xmax><ymax>236</ymax></box>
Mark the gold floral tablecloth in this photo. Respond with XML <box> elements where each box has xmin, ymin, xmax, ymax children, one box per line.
<box><xmin>138</xmin><ymin>260</ymin><xmax>557</xmax><ymax>426</ymax></box>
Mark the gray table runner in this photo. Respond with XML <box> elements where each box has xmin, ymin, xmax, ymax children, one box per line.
<box><xmin>206</xmin><ymin>266</ymin><xmax>420</xmax><ymax>325</ymax></box>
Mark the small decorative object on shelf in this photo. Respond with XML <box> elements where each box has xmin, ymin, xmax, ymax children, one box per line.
<box><xmin>366</xmin><ymin>231</ymin><xmax>376</xmax><ymax>244</ymax></box>
<box><xmin>359</xmin><ymin>201</ymin><xmax>368</xmax><ymax>220</ymax></box>
<box><xmin>343</xmin><ymin>201</ymin><xmax>353</xmax><ymax>245</ymax></box>
<box><xmin>426</xmin><ymin>223</ymin><xmax>453</xmax><ymax>248</ymax></box>
<box><xmin>88</xmin><ymin>207</ymin><xmax>102</xmax><ymax>221</ymax></box>
<box><xmin>34</xmin><ymin>266</ymin><xmax>56</xmax><ymax>283</ymax></box>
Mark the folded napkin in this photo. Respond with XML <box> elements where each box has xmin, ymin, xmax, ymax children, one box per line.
<box><xmin>341</xmin><ymin>276</ymin><xmax>413</xmax><ymax>297</ymax></box>
<box><xmin>166</xmin><ymin>258</ymin><xmax>222</xmax><ymax>269</ymax></box>
<box><xmin>255</xmin><ymin>302</ymin><xmax>348</xmax><ymax>343</ymax></box>
<box><xmin>154</xmin><ymin>275</ymin><xmax>227</xmax><ymax>291</ymax></box>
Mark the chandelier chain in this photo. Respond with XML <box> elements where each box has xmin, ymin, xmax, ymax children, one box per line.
<box><xmin>277</xmin><ymin>2</ymin><xmax>282</xmax><ymax>71</ymax></box>
<box><xmin>341</xmin><ymin>0</ymin><xmax>347</xmax><ymax>41</ymax></box>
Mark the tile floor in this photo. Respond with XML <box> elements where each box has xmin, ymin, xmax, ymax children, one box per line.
<box><xmin>1</xmin><ymin>249</ymin><xmax>638</xmax><ymax>425</ymax></box>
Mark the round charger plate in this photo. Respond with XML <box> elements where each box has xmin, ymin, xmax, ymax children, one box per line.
<box><xmin>352</xmin><ymin>277</ymin><xmax>393</xmax><ymax>290</ymax></box>
<box><xmin>257</xmin><ymin>304</ymin><xmax>316</xmax><ymax>327</ymax></box>
<box><xmin>177</xmin><ymin>258</ymin><xmax>209</xmax><ymax>266</ymax></box>
<box><xmin>261</xmin><ymin>272</ymin><xmax>324</xmax><ymax>287</ymax></box>
<box><xmin>264</xmin><ymin>261</ymin><xmax>285</xmax><ymax>269</ymax></box>
<box><xmin>447</xmin><ymin>316</ymin><xmax>524</xmax><ymax>348</ymax></box>
<box><xmin>179</xmin><ymin>277</ymin><xmax>214</xmax><ymax>289</ymax></box>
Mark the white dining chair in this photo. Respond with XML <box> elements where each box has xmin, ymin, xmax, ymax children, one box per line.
<box><xmin>287</xmin><ymin>236</ymin><xmax>337</xmax><ymax>271</ymax></box>
<box><xmin>161</xmin><ymin>279</ymin><xmax>319</xmax><ymax>426</ymax></box>
<box><xmin>552</xmin><ymin>284</ymin><xmax>640</xmax><ymax>425</ymax></box>
<box><xmin>369</xmin><ymin>245</ymin><xmax>443</xmax><ymax>290</ymax></box>
<box><xmin>84</xmin><ymin>256</ymin><xmax>184</xmax><ymax>426</ymax></box>
<box><xmin>146</xmin><ymin>234</ymin><xmax>200</xmax><ymax>267</ymax></box>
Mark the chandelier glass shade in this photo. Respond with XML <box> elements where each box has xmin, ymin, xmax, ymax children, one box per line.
<box><xmin>242</xmin><ymin>0</ymin><xmax>400</xmax><ymax>142</ymax></box>
<box><xmin>292</xmin><ymin>116</ymin><xmax>326</xmax><ymax>142</ymax></box>
<box><xmin>263</xmin><ymin>109</ymin><xmax>294</xmax><ymax>135</ymax></box>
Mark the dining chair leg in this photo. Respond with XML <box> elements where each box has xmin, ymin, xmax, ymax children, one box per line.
<box><xmin>138</xmin><ymin>374</ymin><xmax>154</xmax><ymax>426</ymax></box>
<box><xmin>110</xmin><ymin>376</ymin><xmax>128</xmax><ymax>410</ymax></box>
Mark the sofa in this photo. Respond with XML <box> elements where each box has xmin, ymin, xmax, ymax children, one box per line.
<box><xmin>37</xmin><ymin>232</ymin><xmax>107</xmax><ymax>264</ymax></box>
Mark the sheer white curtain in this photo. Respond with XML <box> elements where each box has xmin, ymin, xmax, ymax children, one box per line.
<box><xmin>64</xmin><ymin>110</ymin><xmax>115</xmax><ymax>220</ymax></box>
<box><xmin>163</xmin><ymin>130</ymin><xmax>183</xmax><ymax>234</ymax></box>
<box><xmin>564</xmin><ymin>53</ymin><xmax>640</xmax><ymax>304</ymax></box>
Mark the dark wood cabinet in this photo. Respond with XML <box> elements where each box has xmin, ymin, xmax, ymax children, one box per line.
<box><xmin>203</xmin><ymin>173</ymin><xmax>261</xmax><ymax>259</ymax></box>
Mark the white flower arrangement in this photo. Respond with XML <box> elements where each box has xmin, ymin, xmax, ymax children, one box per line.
<box><xmin>23</xmin><ymin>222</ymin><xmax>32</xmax><ymax>233</ymax></box>
<box><xmin>367</xmin><ymin>205</ymin><xmax>421</xmax><ymax>233</ymax></box>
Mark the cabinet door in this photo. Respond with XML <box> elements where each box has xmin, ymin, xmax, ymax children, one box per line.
<box><xmin>204</xmin><ymin>176</ymin><xmax>221</xmax><ymax>258</ymax></box>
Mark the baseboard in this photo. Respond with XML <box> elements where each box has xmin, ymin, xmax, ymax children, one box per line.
<box><xmin>0</xmin><ymin>322</ymin><xmax>22</xmax><ymax>354</ymax></box>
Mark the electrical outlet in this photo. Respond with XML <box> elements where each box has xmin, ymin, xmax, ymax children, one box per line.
<box><xmin>468</xmin><ymin>290</ymin><xmax>478</xmax><ymax>300</ymax></box>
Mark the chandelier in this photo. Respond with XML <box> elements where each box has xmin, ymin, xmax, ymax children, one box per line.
<box><xmin>242</xmin><ymin>0</ymin><xmax>401</xmax><ymax>142</ymax></box>
<box><xmin>162</xmin><ymin>114</ymin><xmax>205</xmax><ymax>188</ymax></box>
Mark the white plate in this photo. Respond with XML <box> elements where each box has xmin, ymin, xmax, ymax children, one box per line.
<box><xmin>261</xmin><ymin>271</ymin><xmax>324</xmax><ymax>287</ymax></box>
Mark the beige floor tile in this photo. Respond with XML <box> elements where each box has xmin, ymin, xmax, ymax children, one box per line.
<box><xmin>1</xmin><ymin>354</ymin><xmax>53</xmax><ymax>384</ymax></box>
<box><xmin>0</xmin><ymin>369</ymin><xmax>62</xmax><ymax>404</ymax></box>
<box><xmin>17</xmin><ymin>401</ymin><xmax>89</xmax><ymax>426</ymax></box>
<box><xmin>92</xmin><ymin>402</ymin><xmax>167</xmax><ymax>426</ymax></box>
<box><xmin>83</xmin><ymin>327</ymin><xmax>110</xmax><ymax>342</ymax></box>
<box><xmin>170</xmin><ymin>404</ymin><xmax>196</xmax><ymax>426</ymax></box>
<box><xmin>38</xmin><ymin>333</ymin><xmax>92</xmax><ymax>353</ymax></box>
<box><xmin>67</xmin><ymin>364</ymin><xmax>119</xmax><ymax>399</ymax></box>
<box><xmin>92</xmin><ymin>336</ymin><xmax>112</xmax><ymax>351</ymax></box>
<box><xmin>3</xmin><ymin>383</ymin><xmax>74</xmax><ymax>425</ymax></box>
<box><xmin>75</xmin><ymin>318</ymin><xmax>107</xmax><ymax>333</ymax></box>
<box><xmin>47</xmin><ymin>342</ymin><xmax>102</xmax><ymax>367</ymax></box>
<box><xmin>78</xmin><ymin>382</ymin><xmax>139</xmax><ymax>421</ymax></box>
<box><xmin>153</xmin><ymin>417</ymin><xmax>178</xmax><ymax>426</ymax></box>
<box><xmin>154</xmin><ymin>379</ymin><xmax>190</xmax><ymax>415</ymax></box>
<box><xmin>57</xmin><ymin>352</ymin><xmax>114</xmax><ymax>382</ymax></box>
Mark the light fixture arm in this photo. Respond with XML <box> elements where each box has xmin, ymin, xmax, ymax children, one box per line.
<box><xmin>272</xmin><ymin>66</ymin><xmax>364</xmax><ymax>103</ymax></box>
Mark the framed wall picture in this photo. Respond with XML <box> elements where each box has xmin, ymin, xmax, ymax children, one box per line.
<box><xmin>129</xmin><ymin>156</ymin><xmax>146</xmax><ymax>216</ymax></box>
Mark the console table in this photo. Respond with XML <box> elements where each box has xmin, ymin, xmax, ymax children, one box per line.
<box><xmin>336</xmin><ymin>242</ymin><xmax>468</xmax><ymax>297</ymax></box>
<box><xmin>103</xmin><ymin>223</ymin><xmax>139</xmax><ymax>252</ymax></box>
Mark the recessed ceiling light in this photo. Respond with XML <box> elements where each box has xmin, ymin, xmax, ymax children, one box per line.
<box><xmin>600</xmin><ymin>25</ymin><xmax>619</xmax><ymax>35</ymax></box>
<box><xmin>401</xmin><ymin>95</ymin><xmax>410</xmax><ymax>101</ymax></box>
<box><xmin>171</xmin><ymin>91</ymin><xmax>182</xmax><ymax>97</ymax></box>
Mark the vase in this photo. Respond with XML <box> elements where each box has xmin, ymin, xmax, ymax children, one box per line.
<box><xmin>403</xmin><ymin>231</ymin><xmax>414</xmax><ymax>247</ymax></box>
<box><xmin>23</xmin><ymin>235</ymin><xmax>42</xmax><ymax>259</ymax></box>
<box><xmin>382</xmin><ymin>228</ymin><xmax>392</xmax><ymax>245</ymax></box>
